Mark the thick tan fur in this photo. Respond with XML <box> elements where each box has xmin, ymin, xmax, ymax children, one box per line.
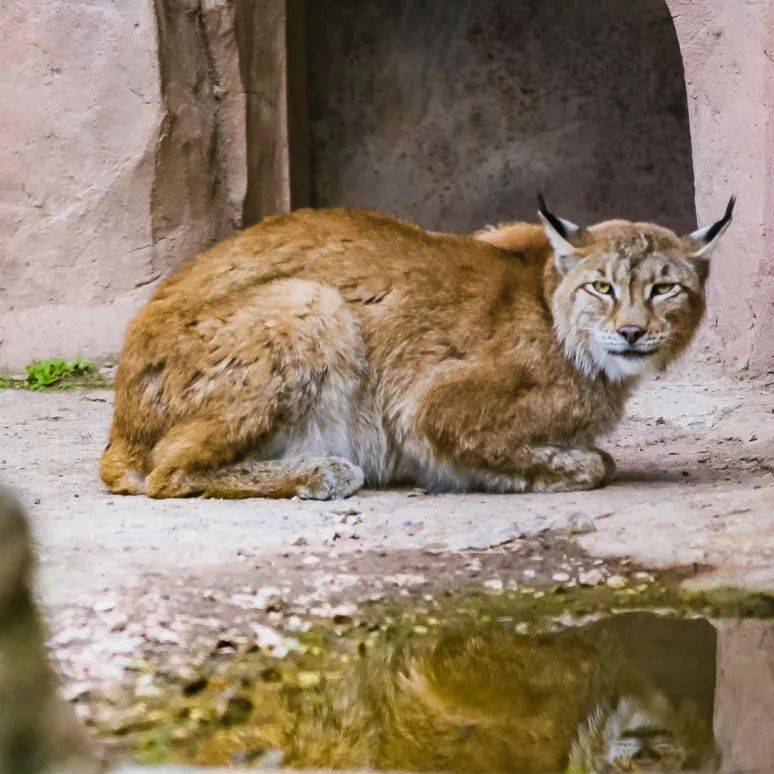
<box><xmin>102</xmin><ymin>207</ymin><xmax>713</xmax><ymax>499</ymax></box>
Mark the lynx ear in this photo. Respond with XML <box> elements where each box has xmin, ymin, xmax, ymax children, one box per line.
<box><xmin>537</xmin><ymin>193</ymin><xmax>585</xmax><ymax>274</ymax></box>
<box><xmin>683</xmin><ymin>195</ymin><xmax>736</xmax><ymax>283</ymax></box>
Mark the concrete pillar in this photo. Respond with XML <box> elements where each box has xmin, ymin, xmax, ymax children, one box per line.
<box><xmin>713</xmin><ymin>619</ymin><xmax>774</xmax><ymax>771</ymax></box>
<box><xmin>668</xmin><ymin>0</ymin><xmax>774</xmax><ymax>373</ymax></box>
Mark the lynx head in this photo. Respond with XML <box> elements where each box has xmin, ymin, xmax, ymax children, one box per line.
<box><xmin>567</xmin><ymin>692</ymin><xmax>719</xmax><ymax>773</ymax></box>
<box><xmin>539</xmin><ymin>195</ymin><xmax>735</xmax><ymax>382</ymax></box>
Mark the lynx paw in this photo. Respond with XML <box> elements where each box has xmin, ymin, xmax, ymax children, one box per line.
<box><xmin>534</xmin><ymin>447</ymin><xmax>616</xmax><ymax>493</ymax></box>
<box><xmin>296</xmin><ymin>457</ymin><xmax>364</xmax><ymax>500</ymax></box>
<box><xmin>145</xmin><ymin>467</ymin><xmax>194</xmax><ymax>499</ymax></box>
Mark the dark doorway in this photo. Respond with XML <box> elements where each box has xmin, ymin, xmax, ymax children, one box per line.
<box><xmin>305</xmin><ymin>0</ymin><xmax>695</xmax><ymax>233</ymax></box>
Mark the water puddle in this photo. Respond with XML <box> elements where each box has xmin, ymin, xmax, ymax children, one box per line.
<box><xmin>99</xmin><ymin>587</ymin><xmax>773</xmax><ymax>772</ymax></box>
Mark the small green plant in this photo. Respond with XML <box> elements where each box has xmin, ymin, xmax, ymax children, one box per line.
<box><xmin>24</xmin><ymin>357</ymin><xmax>92</xmax><ymax>390</ymax></box>
<box><xmin>0</xmin><ymin>356</ymin><xmax>112</xmax><ymax>390</ymax></box>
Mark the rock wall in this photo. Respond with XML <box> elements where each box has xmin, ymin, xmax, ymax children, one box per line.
<box><xmin>667</xmin><ymin>0</ymin><xmax>774</xmax><ymax>373</ymax></box>
<box><xmin>0</xmin><ymin>0</ymin><xmax>772</xmax><ymax>374</ymax></box>
<box><xmin>0</xmin><ymin>0</ymin><xmax>288</xmax><ymax>372</ymax></box>
<box><xmin>0</xmin><ymin>1</ymin><xmax>161</xmax><ymax>371</ymax></box>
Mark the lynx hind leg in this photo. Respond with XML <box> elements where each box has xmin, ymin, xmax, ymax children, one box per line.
<box><xmin>144</xmin><ymin>416</ymin><xmax>365</xmax><ymax>499</ymax></box>
<box><xmin>459</xmin><ymin>446</ymin><xmax>615</xmax><ymax>494</ymax></box>
<box><xmin>148</xmin><ymin>455</ymin><xmax>364</xmax><ymax>500</ymax></box>
<box><xmin>100</xmin><ymin>436</ymin><xmax>150</xmax><ymax>495</ymax></box>
<box><xmin>121</xmin><ymin>278</ymin><xmax>366</xmax><ymax>499</ymax></box>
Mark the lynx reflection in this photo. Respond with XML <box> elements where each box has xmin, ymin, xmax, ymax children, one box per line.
<box><xmin>287</xmin><ymin>612</ymin><xmax>719</xmax><ymax>773</ymax></box>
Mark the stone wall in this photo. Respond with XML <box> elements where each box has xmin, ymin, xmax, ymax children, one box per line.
<box><xmin>667</xmin><ymin>0</ymin><xmax>774</xmax><ymax>373</ymax></box>
<box><xmin>0</xmin><ymin>0</ymin><xmax>288</xmax><ymax>372</ymax></box>
<box><xmin>0</xmin><ymin>0</ymin><xmax>771</xmax><ymax>374</ymax></box>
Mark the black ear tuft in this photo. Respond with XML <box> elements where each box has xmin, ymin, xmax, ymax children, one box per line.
<box><xmin>537</xmin><ymin>192</ymin><xmax>568</xmax><ymax>239</ymax></box>
<box><xmin>704</xmin><ymin>195</ymin><xmax>737</xmax><ymax>243</ymax></box>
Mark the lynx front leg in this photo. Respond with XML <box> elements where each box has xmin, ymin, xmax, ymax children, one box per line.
<box><xmin>148</xmin><ymin>455</ymin><xmax>364</xmax><ymax>500</ymax></box>
<box><xmin>413</xmin><ymin>371</ymin><xmax>616</xmax><ymax>493</ymax></box>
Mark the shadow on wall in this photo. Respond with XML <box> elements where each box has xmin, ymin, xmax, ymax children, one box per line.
<box><xmin>307</xmin><ymin>0</ymin><xmax>695</xmax><ymax>234</ymax></box>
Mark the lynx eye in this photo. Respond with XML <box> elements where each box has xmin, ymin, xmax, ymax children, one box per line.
<box><xmin>652</xmin><ymin>282</ymin><xmax>678</xmax><ymax>297</ymax></box>
<box><xmin>590</xmin><ymin>281</ymin><xmax>613</xmax><ymax>296</ymax></box>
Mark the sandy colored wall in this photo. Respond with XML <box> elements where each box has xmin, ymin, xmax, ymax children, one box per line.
<box><xmin>667</xmin><ymin>0</ymin><xmax>774</xmax><ymax>373</ymax></box>
<box><xmin>0</xmin><ymin>0</ymin><xmax>772</xmax><ymax>374</ymax></box>
<box><xmin>0</xmin><ymin>0</ymin><xmax>288</xmax><ymax>372</ymax></box>
<box><xmin>0</xmin><ymin>1</ymin><xmax>162</xmax><ymax>371</ymax></box>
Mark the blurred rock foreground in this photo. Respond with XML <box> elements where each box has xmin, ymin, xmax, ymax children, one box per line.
<box><xmin>0</xmin><ymin>488</ymin><xmax>97</xmax><ymax>773</ymax></box>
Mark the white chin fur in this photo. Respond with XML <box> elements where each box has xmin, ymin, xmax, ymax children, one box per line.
<box><xmin>592</xmin><ymin>344</ymin><xmax>663</xmax><ymax>382</ymax></box>
<box><xmin>556</xmin><ymin>325</ymin><xmax>663</xmax><ymax>383</ymax></box>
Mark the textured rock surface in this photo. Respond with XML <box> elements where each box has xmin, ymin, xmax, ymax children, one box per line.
<box><xmin>0</xmin><ymin>488</ymin><xmax>97</xmax><ymax>772</ymax></box>
<box><xmin>0</xmin><ymin>0</ymin><xmax>286</xmax><ymax>372</ymax></box>
<box><xmin>307</xmin><ymin>0</ymin><xmax>696</xmax><ymax>234</ymax></box>
<box><xmin>668</xmin><ymin>0</ymin><xmax>774</xmax><ymax>373</ymax></box>
<box><xmin>0</xmin><ymin>1</ymin><xmax>161</xmax><ymax>370</ymax></box>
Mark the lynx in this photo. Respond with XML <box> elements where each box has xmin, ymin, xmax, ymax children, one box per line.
<box><xmin>101</xmin><ymin>196</ymin><xmax>734</xmax><ymax>499</ymax></box>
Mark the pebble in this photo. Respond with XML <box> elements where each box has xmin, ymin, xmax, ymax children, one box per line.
<box><xmin>578</xmin><ymin>569</ymin><xmax>604</xmax><ymax>587</ymax></box>
<box><xmin>483</xmin><ymin>578</ymin><xmax>504</xmax><ymax>592</ymax></box>
<box><xmin>94</xmin><ymin>596</ymin><xmax>118</xmax><ymax>613</ymax></box>
<box><xmin>552</xmin><ymin>572</ymin><xmax>571</xmax><ymax>582</ymax></box>
<box><xmin>331</xmin><ymin>508</ymin><xmax>360</xmax><ymax>517</ymax></box>
<box><xmin>252</xmin><ymin>624</ymin><xmax>299</xmax><ymax>658</ymax></box>
<box><xmin>606</xmin><ymin>574</ymin><xmax>628</xmax><ymax>589</ymax></box>
<box><xmin>384</xmin><ymin>573</ymin><xmax>426</xmax><ymax>586</ymax></box>
<box><xmin>254</xmin><ymin>586</ymin><xmax>283</xmax><ymax>610</ymax></box>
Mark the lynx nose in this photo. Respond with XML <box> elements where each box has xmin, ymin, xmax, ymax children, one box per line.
<box><xmin>617</xmin><ymin>325</ymin><xmax>645</xmax><ymax>345</ymax></box>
